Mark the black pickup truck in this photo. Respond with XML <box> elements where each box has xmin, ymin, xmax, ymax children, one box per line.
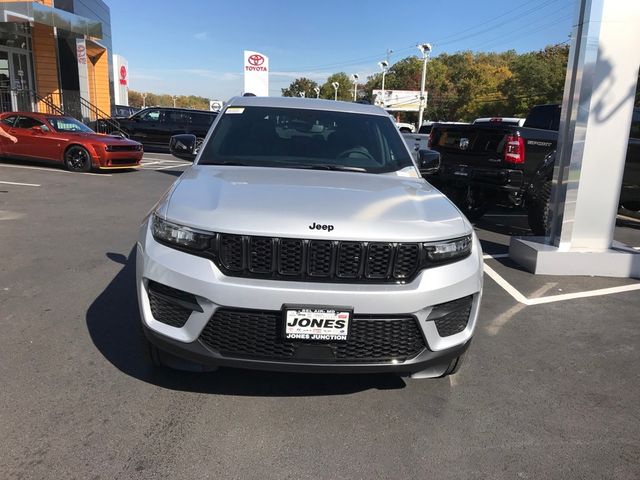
<box><xmin>427</xmin><ymin>104</ymin><xmax>640</xmax><ymax>234</ymax></box>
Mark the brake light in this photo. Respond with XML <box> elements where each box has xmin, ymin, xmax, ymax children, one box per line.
<box><xmin>503</xmin><ymin>134</ymin><xmax>525</xmax><ymax>164</ymax></box>
<box><xmin>428</xmin><ymin>131</ymin><xmax>434</xmax><ymax>148</ymax></box>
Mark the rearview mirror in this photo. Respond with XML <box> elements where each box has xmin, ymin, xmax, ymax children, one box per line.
<box><xmin>417</xmin><ymin>149</ymin><xmax>440</xmax><ymax>176</ymax></box>
<box><xmin>169</xmin><ymin>134</ymin><xmax>197</xmax><ymax>161</ymax></box>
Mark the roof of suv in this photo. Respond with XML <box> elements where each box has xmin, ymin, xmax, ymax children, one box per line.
<box><xmin>226</xmin><ymin>96</ymin><xmax>389</xmax><ymax>116</ymax></box>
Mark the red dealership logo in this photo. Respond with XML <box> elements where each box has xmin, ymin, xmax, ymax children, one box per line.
<box><xmin>248</xmin><ymin>54</ymin><xmax>264</xmax><ymax>66</ymax></box>
<box><xmin>245</xmin><ymin>53</ymin><xmax>267</xmax><ymax>72</ymax></box>
<box><xmin>119</xmin><ymin>65</ymin><xmax>127</xmax><ymax>85</ymax></box>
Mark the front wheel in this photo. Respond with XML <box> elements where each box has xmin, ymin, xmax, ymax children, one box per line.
<box><xmin>64</xmin><ymin>145</ymin><xmax>93</xmax><ymax>172</ymax></box>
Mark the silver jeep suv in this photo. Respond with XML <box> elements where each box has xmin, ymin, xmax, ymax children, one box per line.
<box><xmin>136</xmin><ymin>96</ymin><xmax>483</xmax><ymax>379</ymax></box>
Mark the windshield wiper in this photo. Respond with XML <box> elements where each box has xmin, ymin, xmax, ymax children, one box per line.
<box><xmin>298</xmin><ymin>164</ymin><xmax>367</xmax><ymax>172</ymax></box>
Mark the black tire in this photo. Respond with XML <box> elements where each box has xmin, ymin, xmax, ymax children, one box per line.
<box><xmin>439</xmin><ymin>353</ymin><xmax>466</xmax><ymax>377</ymax></box>
<box><xmin>448</xmin><ymin>187</ymin><xmax>491</xmax><ymax>221</ymax></box>
<box><xmin>64</xmin><ymin>145</ymin><xmax>93</xmax><ymax>172</ymax></box>
<box><xmin>527</xmin><ymin>179</ymin><xmax>552</xmax><ymax>236</ymax></box>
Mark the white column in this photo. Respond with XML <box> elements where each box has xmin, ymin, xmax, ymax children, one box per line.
<box><xmin>510</xmin><ymin>0</ymin><xmax>640</xmax><ymax>277</ymax></box>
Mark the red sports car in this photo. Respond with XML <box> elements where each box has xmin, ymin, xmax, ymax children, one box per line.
<box><xmin>0</xmin><ymin>112</ymin><xmax>143</xmax><ymax>172</ymax></box>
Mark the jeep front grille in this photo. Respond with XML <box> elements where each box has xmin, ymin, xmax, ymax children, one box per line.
<box><xmin>210</xmin><ymin>234</ymin><xmax>421</xmax><ymax>283</ymax></box>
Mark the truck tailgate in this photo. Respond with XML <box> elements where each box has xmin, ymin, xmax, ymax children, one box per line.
<box><xmin>429</xmin><ymin>124</ymin><xmax>525</xmax><ymax>189</ymax></box>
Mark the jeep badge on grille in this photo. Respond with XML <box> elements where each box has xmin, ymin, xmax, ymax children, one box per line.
<box><xmin>309</xmin><ymin>222</ymin><xmax>334</xmax><ymax>232</ymax></box>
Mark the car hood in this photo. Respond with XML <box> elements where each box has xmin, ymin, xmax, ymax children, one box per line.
<box><xmin>74</xmin><ymin>132</ymin><xmax>139</xmax><ymax>145</ymax></box>
<box><xmin>161</xmin><ymin>165</ymin><xmax>470</xmax><ymax>242</ymax></box>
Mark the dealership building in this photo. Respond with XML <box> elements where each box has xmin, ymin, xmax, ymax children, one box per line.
<box><xmin>0</xmin><ymin>0</ymin><xmax>122</xmax><ymax>119</ymax></box>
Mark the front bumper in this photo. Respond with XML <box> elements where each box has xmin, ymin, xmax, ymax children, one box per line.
<box><xmin>95</xmin><ymin>149</ymin><xmax>143</xmax><ymax>169</ymax></box>
<box><xmin>136</xmin><ymin>217</ymin><xmax>483</xmax><ymax>376</ymax></box>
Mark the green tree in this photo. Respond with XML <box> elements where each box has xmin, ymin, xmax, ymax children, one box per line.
<box><xmin>128</xmin><ymin>90</ymin><xmax>211</xmax><ymax>110</ymax></box>
<box><xmin>320</xmin><ymin>72</ymin><xmax>354</xmax><ymax>101</ymax></box>
<box><xmin>500</xmin><ymin>44</ymin><xmax>569</xmax><ymax>116</ymax></box>
<box><xmin>281</xmin><ymin>77</ymin><xmax>320</xmax><ymax>98</ymax></box>
<box><xmin>128</xmin><ymin>90</ymin><xmax>143</xmax><ymax>108</ymax></box>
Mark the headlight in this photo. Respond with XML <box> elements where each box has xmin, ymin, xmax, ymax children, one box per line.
<box><xmin>422</xmin><ymin>235</ymin><xmax>472</xmax><ymax>266</ymax></box>
<box><xmin>151</xmin><ymin>214</ymin><xmax>213</xmax><ymax>251</ymax></box>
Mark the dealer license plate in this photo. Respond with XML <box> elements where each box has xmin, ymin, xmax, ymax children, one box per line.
<box><xmin>283</xmin><ymin>306</ymin><xmax>352</xmax><ymax>342</ymax></box>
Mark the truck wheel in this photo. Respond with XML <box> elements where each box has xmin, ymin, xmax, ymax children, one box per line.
<box><xmin>527</xmin><ymin>179</ymin><xmax>552</xmax><ymax>236</ymax></box>
<box><xmin>449</xmin><ymin>187</ymin><xmax>490</xmax><ymax>221</ymax></box>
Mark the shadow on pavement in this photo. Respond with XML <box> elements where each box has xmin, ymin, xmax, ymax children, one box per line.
<box><xmin>86</xmin><ymin>247</ymin><xmax>408</xmax><ymax>396</ymax></box>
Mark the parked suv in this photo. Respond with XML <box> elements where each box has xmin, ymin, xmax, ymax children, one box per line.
<box><xmin>136</xmin><ymin>97</ymin><xmax>483</xmax><ymax>379</ymax></box>
<box><xmin>118</xmin><ymin>107</ymin><xmax>217</xmax><ymax>150</ymax></box>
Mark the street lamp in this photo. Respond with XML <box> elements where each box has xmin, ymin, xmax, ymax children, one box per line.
<box><xmin>141</xmin><ymin>92</ymin><xmax>147</xmax><ymax>108</ymax></box>
<box><xmin>331</xmin><ymin>81</ymin><xmax>339</xmax><ymax>101</ymax></box>
<box><xmin>352</xmin><ymin>74</ymin><xmax>359</xmax><ymax>101</ymax></box>
<box><xmin>172</xmin><ymin>95</ymin><xmax>178</xmax><ymax>108</ymax></box>
<box><xmin>299</xmin><ymin>91</ymin><xmax>305</xmax><ymax>98</ymax></box>
<box><xmin>417</xmin><ymin>43</ymin><xmax>432</xmax><ymax>129</ymax></box>
<box><xmin>377</xmin><ymin>61</ymin><xmax>389</xmax><ymax>107</ymax></box>
<box><xmin>314</xmin><ymin>86</ymin><xmax>320</xmax><ymax>98</ymax></box>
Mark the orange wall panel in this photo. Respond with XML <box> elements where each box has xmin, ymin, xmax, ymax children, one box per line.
<box><xmin>31</xmin><ymin>23</ymin><xmax>60</xmax><ymax>110</ymax></box>
<box><xmin>91</xmin><ymin>50</ymin><xmax>111</xmax><ymax>115</ymax></box>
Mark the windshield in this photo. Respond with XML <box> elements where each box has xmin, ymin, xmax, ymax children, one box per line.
<box><xmin>199</xmin><ymin>106</ymin><xmax>414</xmax><ymax>173</ymax></box>
<box><xmin>47</xmin><ymin>117</ymin><xmax>94</xmax><ymax>133</ymax></box>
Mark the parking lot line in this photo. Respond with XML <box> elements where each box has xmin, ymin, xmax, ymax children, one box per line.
<box><xmin>154</xmin><ymin>163</ymin><xmax>191</xmax><ymax>170</ymax></box>
<box><xmin>0</xmin><ymin>164</ymin><xmax>111</xmax><ymax>177</ymax></box>
<box><xmin>483</xmin><ymin>259</ymin><xmax>640</xmax><ymax>306</ymax></box>
<box><xmin>0</xmin><ymin>180</ymin><xmax>41</xmax><ymax>187</ymax></box>
<box><xmin>526</xmin><ymin>283</ymin><xmax>640</xmax><ymax>305</ymax></box>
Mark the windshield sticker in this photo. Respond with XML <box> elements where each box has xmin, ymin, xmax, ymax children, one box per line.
<box><xmin>225</xmin><ymin>107</ymin><xmax>245</xmax><ymax>114</ymax></box>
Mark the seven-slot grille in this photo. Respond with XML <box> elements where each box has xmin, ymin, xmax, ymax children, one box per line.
<box><xmin>211</xmin><ymin>234</ymin><xmax>422</xmax><ymax>283</ymax></box>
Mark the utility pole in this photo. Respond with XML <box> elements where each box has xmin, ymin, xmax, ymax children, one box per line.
<box><xmin>172</xmin><ymin>95</ymin><xmax>177</xmax><ymax>108</ymax></box>
<box><xmin>331</xmin><ymin>82</ymin><xmax>339</xmax><ymax>101</ymax></box>
<box><xmin>141</xmin><ymin>92</ymin><xmax>147</xmax><ymax>108</ymax></box>
<box><xmin>314</xmin><ymin>86</ymin><xmax>320</xmax><ymax>98</ymax></box>
<box><xmin>417</xmin><ymin>43</ymin><xmax>431</xmax><ymax>128</ymax></box>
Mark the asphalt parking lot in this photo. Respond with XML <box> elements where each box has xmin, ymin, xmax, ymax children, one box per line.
<box><xmin>1</xmin><ymin>154</ymin><xmax>639</xmax><ymax>479</ymax></box>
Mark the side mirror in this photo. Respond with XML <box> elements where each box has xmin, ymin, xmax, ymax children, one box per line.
<box><xmin>169</xmin><ymin>134</ymin><xmax>197</xmax><ymax>161</ymax></box>
<box><xmin>32</xmin><ymin>125</ymin><xmax>45</xmax><ymax>133</ymax></box>
<box><xmin>418</xmin><ymin>149</ymin><xmax>440</xmax><ymax>176</ymax></box>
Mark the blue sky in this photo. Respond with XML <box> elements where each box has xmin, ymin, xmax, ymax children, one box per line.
<box><xmin>109</xmin><ymin>0</ymin><xmax>576</xmax><ymax>100</ymax></box>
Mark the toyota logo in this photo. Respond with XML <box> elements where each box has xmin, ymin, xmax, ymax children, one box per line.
<box><xmin>248</xmin><ymin>54</ymin><xmax>264</xmax><ymax>66</ymax></box>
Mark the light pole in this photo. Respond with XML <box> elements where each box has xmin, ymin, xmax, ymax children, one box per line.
<box><xmin>417</xmin><ymin>43</ymin><xmax>431</xmax><ymax>129</ymax></box>
<box><xmin>141</xmin><ymin>92</ymin><xmax>147</xmax><ymax>108</ymax></box>
<box><xmin>314</xmin><ymin>86</ymin><xmax>320</xmax><ymax>98</ymax></box>
<box><xmin>172</xmin><ymin>95</ymin><xmax>177</xmax><ymax>108</ymax></box>
<box><xmin>331</xmin><ymin>82</ymin><xmax>339</xmax><ymax>101</ymax></box>
<box><xmin>299</xmin><ymin>91</ymin><xmax>305</xmax><ymax>98</ymax></box>
<box><xmin>352</xmin><ymin>74</ymin><xmax>359</xmax><ymax>101</ymax></box>
<box><xmin>377</xmin><ymin>61</ymin><xmax>389</xmax><ymax>107</ymax></box>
